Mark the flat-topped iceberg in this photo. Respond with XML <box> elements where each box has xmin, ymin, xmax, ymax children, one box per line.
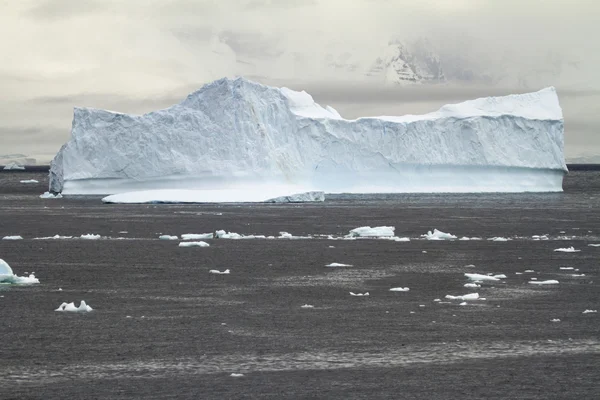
<box><xmin>50</xmin><ymin>77</ymin><xmax>566</xmax><ymax>195</ymax></box>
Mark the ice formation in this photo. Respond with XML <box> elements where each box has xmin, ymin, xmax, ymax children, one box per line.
<box><xmin>3</xmin><ymin>162</ymin><xmax>25</xmax><ymax>170</ymax></box>
<box><xmin>347</xmin><ymin>226</ymin><xmax>395</xmax><ymax>238</ymax></box>
<box><xmin>445</xmin><ymin>293</ymin><xmax>479</xmax><ymax>301</ymax></box>
<box><xmin>40</xmin><ymin>192</ymin><xmax>63</xmax><ymax>199</ymax></box>
<box><xmin>49</xmin><ymin>77</ymin><xmax>566</xmax><ymax>196</ymax></box>
<box><xmin>349</xmin><ymin>292</ymin><xmax>369</xmax><ymax>296</ymax></box>
<box><xmin>80</xmin><ymin>234</ymin><xmax>101</xmax><ymax>240</ymax></box>
<box><xmin>325</xmin><ymin>263</ymin><xmax>353</xmax><ymax>267</ymax></box>
<box><xmin>20</xmin><ymin>179</ymin><xmax>39</xmax><ymax>184</ymax></box>
<box><xmin>264</xmin><ymin>191</ymin><xmax>325</xmax><ymax>203</ymax></box>
<box><xmin>422</xmin><ymin>229</ymin><xmax>457</xmax><ymax>240</ymax></box>
<box><xmin>34</xmin><ymin>235</ymin><xmax>73</xmax><ymax>240</ymax></box>
<box><xmin>181</xmin><ymin>233</ymin><xmax>213</xmax><ymax>240</ymax></box>
<box><xmin>209</xmin><ymin>269</ymin><xmax>230</xmax><ymax>274</ymax></box>
<box><xmin>529</xmin><ymin>280</ymin><xmax>559</xmax><ymax>285</ymax></box>
<box><xmin>55</xmin><ymin>300</ymin><xmax>93</xmax><ymax>312</ymax></box>
<box><xmin>2</xmin><ymin>236</ymin><xmax>23</xmax><ymax>240</ymax></box>
<box><xmin>0</xmin><ymin>259</ymin><xmax>40</xmax><ymax>284</ymax></box>
<box><xmin>179</xmin><ymin>241</ymin><xmax>210</xmax><ymax>247</ymax></box>
<box><xmin>159</xmin><ymin>235</ymin><xmax>178</xmax><ymax>240</ymax></box>
<box><xmin>553</xmin><ymin>247</ymin><xmax>580</xmax><ymax>252</ymax></box>
<box><xmin>102</xmin><ymin>189</ymin><xmax>323</xmax><ymax>204</ymax></box>
<box><xmin>389</xmin><ymin>287</ymin><xmax>410</xmax><ymax>292</ymax></box>
<box><xmin>464</xmin><ymin>273</ymin><xmax>502</xmax><ymax>282</ymax></box>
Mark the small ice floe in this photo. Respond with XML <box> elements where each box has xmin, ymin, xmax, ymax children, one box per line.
<box><xmin>464</xmin><ymin>264</ymin><xmax>476</xmax><ymax>268</ymax></box>
<box><xmin>181</xmin><ymin>233</ymin><xmax>213</xmax><ymax>240</ymax></box>
<box><xmin>328</xmin><ymin>246</ymin><xmax>335</xmax><ymax>248</ymax></box>
<box><xmin>230</xmin><ymin>373</ymin><xmax>245</xmax><ymax>378</ymax></box>
<box><xmin>487</xmin><ymin>237</ymin><xmax>510</xmax><ymax>242</ymax></box>
<box><xmin>33</xmin><ymin>235</ymin><xmax>73</xmax><ymax>240</ymax></box>
<box><xmin>277</xmin><ymin>232</ymin><xmax>311</xmax><ymax>240</ymax></box>
<box><xmin>40</xmin><ymin>192</ymin><xmax>63</xmax><ymax>199</ymax></box>
<box><xmin>532</xmin><ymin>235</ymin><xmax>549</xmax><ymax>240</ymax></box>
<box><xmin>553</xmin><ymin>247</ymin><xmax>580</xmax><ymax>253</ymax></box>
<box><xmin>209</xmin><ymin>269</ymin><xmax>230</xmax><ymax>274</ymax></box>
<box><xmin>178</xmin><ymin>241</ymin><xmax>210</xmax><ymax>248</ymax></box>
<box><xmin>80</xmin><ymin>234</ymin><xmax>101</xmax><ymax>240</ymax></box>
<box><xmin>2</xmin><ymin>236</ymin><xmax>23</xmax><ymax>240</ymax></box>
<box><xmin>215</xmin><ymin>230</ymin><xmax>243</xmax><ymax>239</ymax></box>
<box><xmin>464</xmin><ymin>283</ymin><xmax>480</xmax><ymax>288</ymax></box>
<box><xmin>571</xmin><ymin>274</ymin><xmax>586</xmax><ymax>277</ymax></box>
<box><xmin>445</xmin><ymin>293</ymin><xmax>479</xmax><ymax>301</ymax></box>
<box><xmin>528</xmin><ymin>280</ymin><xmax>559</xmax><ymax>285</ymax></box>
<box><xmin>346</xmin><ymin>226</ymin><xmax>395</xmax><ymax>238</ymax></box>
<box><xmin>422</xmin><ymin>229</ymin><xmax>457</xmax><ymax>240</ymax></box>
<box><xmin>582</xmin><ymin>309</ymin><xmax>597</xmax><ymax>314</ymax></box>
<box><xmin>493</xmin><ymin>274</ymin><xmax>507</xmax><ymax>279</ymax></box>
<box><xmin>433</xmin><ymin>299</ymin><xmax>441</xmax><ymax>302</ymax></box>
<box><xmin>459</xmin><ymin>237</ymin><xmax>482</xmax><ymax>241</ymax></box>
<box><xmin>422</xmin><ymin>251</ymin><xmax>427</xmax><ymax>253</ymax></box>
<box><xmin>325</xmin><ymin>263</ymin><xmax>352</xmax><ymax>267</ymax></box>
<box><xmin>515</xmin><ymin>272</ymin><xmax>523</xmax><ymax>275</ymax></box>
<box><xmin>464</xmin><ymin>273</ymin><xmax>501</xmax><ymax>282</ymax></box>
<box><xmin>459</xmin><ymin>302</ymin><xmax>467</xmax><ymax>306</ymax></box>
<box><xmin>301</xmin><ymin>304</ymin><xmax>314</xmax><ymax>309</ymax></box>
<box><xmin>159</xmin><ymin>235</ymin><xmax>178</xmax><ymax>240</ymax></box>
<box><xmin>530</xmin><ymin>278</ymin><xmax>537</xmax><ymax>280</ymax></box>
<box><xmin>384</xmin><ymin>236</ymin><xmax>410</xmax><ymax>242</ymax></box>
<box><xmin>3</xmin><ymin>163</ymin><xmax>25</xmax><ymax>170</ymax></box>
<box><xmin>55</xmin><ymin>301</ymin><xmax>93</xmax><ymax>312</ymax></box>
<box><xmin>20</xmin><ymin>179</ymin><xmax>39</xmax><ymax>184</ymax></box>
<box><xmin>0</xmin><ymin>259</ymin><xmax>40</xmax><ymax>284</ymax></box>
<box><xmin>559</xmin><ymin>267</ymin><xmax>574</xmax><ymax>270</ymax></box>
<box><xmin>587</xmin><ymin>244</ymin><xmax>600</xmax><ymax>247</ymax></box>
<box><xmin>349</xmin><ymin>292</ymin><xmax>369</xmax><ymax>296</ymax></box>
<box><xmin>551</xmin><ymin>319</ymin><xmax>561</xmax><ymax>322</ymax></box>
<box><xmin>389</xmin><ymin>287</ymin><xmax>409</xmax><ymax>292</ymax></box>
<box><xmin>524</xmin><ymin>270</ymin><xmax>535</xmax><ymax>273</ymax></box>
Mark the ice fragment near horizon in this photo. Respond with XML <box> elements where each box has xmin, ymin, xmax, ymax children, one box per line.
<box><xmin>389</xmin><ymin>287</ymin><xmax>410</xmax><ymax>292</ymax></box>
<box><xmin>209</xmin><ymin>269</ymin><xmax>230</xmax><ymax>274</ymax></box>
<box><xmin>347</xmin><ymin>226</ymin><xmax>395</xmax><ymax>238</ymax></box>
<box><xmin>553</xmin><ymin>247</ymin><xmax>580</xmax><ymax>252</ymax></box>
<box><xmin>2</xmin><ymin>236</ymin><xmax>23</xmax><ymax>240</ymax></box>
<box><xmin>465</xmin><ymin>273</ymin><xmax>502</xmax><ymax>281</ymax></box>
<box><xmin>181</xmin><ymin>233</ymin><xmax>213</xmax><ymax>240</ymax></box>
<box><xmin>55</xmin><ymin>300</ymin><xmax>93</xmax><ymax>312</ymax></box>
<box><xmin>179</xmin><ymin>241</ymin><xmax>210</xmax><ymax>247</ymax></box>
<box><xmin>422</xmin><ymin>229</ymin><xmax>457</xmax><ymax>240</ymax></box>
<box><xmin>325</xmin><ymin>263</ymin><xmax>353</xmax><ymax>267</ymax></box>
<box><xmin>529</xmin><ymin>280</ymin><xmax>559</xmax><ymax>285</ymax></box>
<box><xmin>159</xmin><ymin>235</ymin><xmax>179</xmax><ymax>240</ymax></box>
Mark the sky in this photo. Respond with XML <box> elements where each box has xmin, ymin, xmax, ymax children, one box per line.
<box><xmin>0</xmin><ymin>0</ymin><xmax>598</xmax><ymax>162</ymax></box>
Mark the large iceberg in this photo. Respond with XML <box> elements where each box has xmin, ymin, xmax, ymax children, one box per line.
<box><xmin>49</xmin><ymin>77</ymin><xmax>566</xmax><ymax>195</ymax></box>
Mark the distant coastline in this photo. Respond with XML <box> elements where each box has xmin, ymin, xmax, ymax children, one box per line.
<box><xmin>2</xmin><ymin>164</ymin><xmax>600</xmax><ymax>173</ymax></box>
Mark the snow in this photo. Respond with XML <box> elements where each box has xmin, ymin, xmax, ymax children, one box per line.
<box><xmin>80</xmin><ymin>234</ymin><xmax>101</xmax><ymax>240</ymax></box>
<box><xmin>389</xmin><ymin>287</ymin><xmax>410</xmax><ymax>292</ymax></box>
<box><xmin>422</xmin><ymin>229</ymin><xmax>457</xmax><ymax>240</ymax></box>
<box><xmin>159</xmin><ymin>235</ymin><xmax>178</xmax><ymax>240</ymax></box>
<box><xmin>55</xmin><ymin>301</ymin><xmax>93</xmax><ymax>312</ymax></box>
<box><xmin>464</xmin><ymin>273</ymin><xmax>502</xmax><ymax>281</ymax></box>
<box><xmin>2</xmin><ymin>236</ymin><xmax>23</xmax><ymax>240</ymax></box>
<box><xmin>553</xmin><ymin>247</ymin><xmax>580</xmax><ymax>252</ymax></box>
<box><xmin>529</xmin><ymin>280</ymin><xmax>559</xmax><ymax>285</ymax></box>
<box><xmin>325</xmin><ymin>263</ymin><xmax>353</xmax><ymax>267</ymax></box>
<box><xmin>179</xmin><ymin>241</ymin><xmax>210</xmax><ymax>247</ymax></box>
<box><xmin>20</xmin><ymin>179</ymin><xmax>38</xmax><ymax>184</ymax></box>
<box><xmin>102</xmin><ymin>189</ymin><xmax>324</xmax><ymax>204</ymax></box>
<box><xmin>181</xmin><ymin>233</ymin><xmax>213</xmax><ymax>240</ymax></box>
<box><xmin>349</xmin><ymin>292</ymin><xmax>369</xmax><ymax>296</ymax></box>
<box><xmin>50</xmin><ymin>78</ymin><xmax>566</xmax><ymax>195</ymax></box>
<box><xmin>209</xmin><ymin>269</ymin><xmax>230</xmax><ymax>274</ymax></box>
<box><xmin>347</xmin><ymin>226</ymin><xmax>395</xmax><ymax>238</ymax></box>
<box><xmin>445</xmin><ymin>293</ymin><xmax>479</xmax><ymax>301</ymax></box>
<box><xmin>40</xmin><ymin>192</ymin><xmax>62</xmax><ymax>199</ymax></box>
<box><xmin>582</xmin><ymin>309</ymin><xmax>597</xmax><ymax>314</ymax></box>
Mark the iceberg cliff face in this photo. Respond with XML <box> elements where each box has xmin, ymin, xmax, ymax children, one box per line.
<box><xmin>49</xmin><ymin>77</ymin><xmax>566</xmax><ymax>195</ymax></box>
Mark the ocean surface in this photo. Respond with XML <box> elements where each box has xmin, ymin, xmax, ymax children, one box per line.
<box><xmin>1</xmin><ymin>171</ymin><xmax>599</xmax><ymax>399</ymax></box>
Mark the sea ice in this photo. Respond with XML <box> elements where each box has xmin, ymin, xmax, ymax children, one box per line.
<box><xmin>325</xmin><ymin>263</ymin><xmax>353</xmax><ymax>267</ymax></box>
<box><xmin>588</xmin><ymin>244</ymin><xmax>600</xmax><ymax>247</ymax></box>
<box><xmin>55</xmin><ymin>300</ymin><xmax>93</xmax><ymax>312</ymax></box>
<box><xmin>181</xmin><ymin>233</ymin><xmax>213</xmax><ymax>240</ymax></box>
<box><xmin>230</xmin><ymin>373</ymin><xmax>245</xmax><ymax>377</ymax></box>
<box><xmin>528</xmin><ymin>280</ymin><xmax>559</xmax><ymax>285</ymax></box>
<box><xmin>582</xmin><ymin>309</ymin><xmax>597</xmax><ymax>314</ymax></box>
<box><xmin>215</xmin><ymin>230</ymin><xmax>243</xmax><ymax>239</ymax></box>
<box><xmin>553</xmin><ymin>247</ymin><xmax>580</xmax><ymax>252</ymax></box>
<box><xmin>464</xmin><ymin>273</ymin><xmax>501</xmax><ymax>281</ymax></box>
<box><xmin>389</xmin><ymin>287</ymin><xmax>410</xmax><ymax>292</ymax></box>
<box><xmin>264</xmin><ymin>191</ymin><xmax>325</xmax><ymax>203</ymax></box>
<box><xmin>49</xmin><ymin>78</ymin><xmax>566</xmax><ymax>195</ymax></box>
<box><xmin>209</xmin><ymin>269</ymin><xmax>230</xmax><ymax>274</ymax></box>
<box><xmin>445</xmin><ymin>293</ymin><xmax>479</xmax><ymax>301</ymax></box>
<box><xmin>422</xmin><ymin>229</ymin><xmax>457</xmax><ymax>240</ymax></box>
<box><xmin>2</xmin><ymin>236</ymin><xmax>23</xmax><ymax>240</ymax></box>
<box><xmin>551</xmin><ymin>319</ymin><xmax>561</xmax><ymax>322</ymax></box>
<box><xmin>40</xmin><ymin>192</ymin><xmax>63</xmax><ymax>199</ymax></box>
<box><xmin>3</xmin><ymin>162</ymin><xmax>25</xmax><ymax>170</ymax></box>
<box><xmin>34</xmin><ymin>235</ymin><xmax>73</xmax><ymax>240</ymax></box>
<box><xmin>80</xmin><ymin>234</ymin><xmax>101</xmax><ymax>240</ymax></box>
<box><xmin>159</xmin><ymin>235</ymin><xmax>178</xmax><ymax>240</ymax></box>
<box><xmin>559</xmin><ymin>267</ymin><xmax>574</xmax><ymax>270</ymax></box>
<box><xmin>301</xmin><ymin>304</ymin><xmax>314</xmax><ymax>308</ymax></box>
<box><xmin>488</xmin><ymin>237</ymin><xmax>510</xmax><ymax>242</ymax></box>
<box><xmin>179</xmin><ymin>241</ymin><xmax>210</xmax><ymax>247</ymax></box>
<box><xmin>0</xmin><ymin>259</ymin><xmax>40</xmax><ymax>284</ymax></box>
<box><xmin>350</xmin><ymin>292</ymin><xmax>369</xmax><ymax>296</ymax></box>
<box><xmin>464</xmin><ymin>283</ymin><xmax>480</xmax><ymax>288</ymax></box>
<box><xmin>347</xmin><ymin>226</ymin><xmax>395</xmax><ymax>238</ymax></box>
<box><xmin>20</xmin><ymin>179</ymin><xmax>39</xmax><ymax>184</ymax></box>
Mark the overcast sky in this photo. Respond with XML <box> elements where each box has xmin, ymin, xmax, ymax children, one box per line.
<box><xmin>1</xmin><ymin>0</ymin><xmax>598</xmax><ymax>162</ymax></box>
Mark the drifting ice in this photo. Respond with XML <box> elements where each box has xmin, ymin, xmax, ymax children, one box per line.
<box><xmin>55</xmin><ymin>301</ymin><xmax>93</xmax><ymax>312</ymax></box>
<box><xmin>0</xmin><ymin>259</ymin><xmax>40</xmax><ymax>284</ymax></box>
<box><xmin>422</xmin><ymin>229</ymin><xmax>457</xmax><ymax>240</ymax></box>
<box><xmin>49</xmin><ymin>77</ymin><xmax>566</xmax><ymax>195</ymax></box>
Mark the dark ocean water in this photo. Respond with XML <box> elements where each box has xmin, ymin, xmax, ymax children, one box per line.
<box><xmin>0</xmin><ymin>171</ymin><xmax>599</xmax><ymax>399</ymax></box>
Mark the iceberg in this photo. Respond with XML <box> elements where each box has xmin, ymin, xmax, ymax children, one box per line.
<box><xmin>49</xmin><ymin>77</ymin><xmax>566</xmax><ymax>195</ymax></box>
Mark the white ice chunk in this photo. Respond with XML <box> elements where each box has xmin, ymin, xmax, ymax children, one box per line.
<box><xmin>2</xmin><ymin>236</ymin><xmax>23</xmax><ymax>240</ymax></box>
<box><xmin>528</xmin><ymin>280</ymin><xmax>559</xmax><ymax>285</ymax></box>
<box><xmin>551</xmin><ymin>319</ymin><xmax>561</xmax><ymax>322</ymax></box>
<box><xmin>209</xmin><ymin>269</ymin><xmax>230</xmax><ymax>274</ymax></box>
<box><xmin>80</xmin><ymin>234</ymin><xmax>101</xmax><ymax>240</ymax></box>
<box><xmin>0</xmin><ymin>259</ymin><xmax>40</xmax><ymax>284</ymax></box>
<box><xmin>215</xmin><ymin>230</ymin><xmax>243</xmax><ymax>239</ymax></box>
<box><xmin>325</xmin><ymin>263</ymin><xmax>353</xmax><ymax>267</ymax></box>
<box><xmin>553</xmin><ymin>247</ymin><xmax>580</xmax><ymax>252</ymax></box>
<box><xmin>40</xmin><ymin>192</ymin><xmax>62</xmax><ymax>199</ymax></box>
<box><xmin>3</xmin><ymin>162</ymin><xmax>25</xmax><ymax>170</ymax></box>
<box><xmin>582</xmin><ymin>309</ymin><xmax>597</xmax><ymax>314</ymax></box>
<box><xmin>488</xmin><ymin>237</ymin><xmax>510</xmax><ymax>241</ymax></box>
<box><xmin>230</xmin><ymin>373</ymin><xmax>245</xmax><ymax>377</ymax></box>
<box><xmin>34</xmin><ymin>235</ymin><xmax>73</xmax><ymax>240</ymax></box>
<box><xmin>559</xmin><ymin>267</ymin><xmax>574</xmax><ymax>270</ymax></box>
<box><xmin>459</xmin><ymin>302</ymin><xmax>467</xmax><ymax>306</ymax></box>
<box><xmin>445</xmin><ymin>293</ymin><xmax>479</xmax><ymax>301</ymax></box>
<box><xmin>464</xmin><ymin>283</ymin><xmax>480</xmax><ymax>288</ymax></box>
<box><xmin>465</xmin><ymin>273</ymin><xmax>501</xmax><ymax>281</ymax></box>
<box><xmin>347</xmin><ymin>226</ymin><xmax>395</xmax><ymax>238</ymax></box>
<box><xmin>389</xmin><ymin>287</ymin><xmax>410</xmax><ymax>292</ymax></box>
<box><xmin>181</xmin><ymin>233</ymin><xmax>213</xmax><ymax>240</ymax></box>
<box><xmin>179</xmin><ymin>241</ymin><xmax>210</xmax><ymax>247</ymax></box>
<box><xmin>422</xmin><ymin>229</ymin><xmax>457</xmax><ymax>240</ymax></box>
<box><xmin>301</xmin><ymin>304</ymin><xmax>314</xmax><ymax>308</ymax></box>
<box><xmin>493</xmin><ymin>274</ymin><xmax>507</xmax><ymax>279</ymax></box>
<box><xmin>350</xmin><ymin>292</ymin><xmax>369</xmax><ymax>296</ymax></box>
<box><xmin>159</xmin><ymin>235</ymin><xmax>179</xmax><ymax>240</ymax></box>
<box><xmin>588</xmin><ymin>244</ymin><xmax>600</xmax><ymax>247</ymax></box>
<box><xmin>55</xmin><ymin>300</ymin><xmax>93</xmax><ymax>312</ymax></box>
<box><xmin>264</xmin><ymin>191</ymin><xmax>325</xmax><ymax>203</ymax></box>
<box><xmin>20</xmin><ymin>179</ymin><xmax>39</xmax><ymax>184</ymax></box>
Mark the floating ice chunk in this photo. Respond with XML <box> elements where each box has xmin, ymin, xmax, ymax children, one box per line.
<box><xmin>488</xmin><ymin>237</ymin><xmax>510</xmax><ymax>242</ymax></box>
<box><xmin>524</xmin><ymin>270</ymin><xmax>535</xmax><ymax>273</ymax></box>
<box><xmin>553</xmin><ymin>247</ymin><xmax>580</xmax><ymax>252</ymax></box>
<box><xmin>529</xmin><ymin>280</ymin><xmax>559</xmax><ymax>285</ymax></box>
<box><xmin>493</xmin><ymin>274</ymin><xmax>507</xmax><ymax>279</ymax></box>
<box><xmin>459</xmin><ymin>302</ymin><xmax>467</xmax><ymax>306</ymax></box>
<box><xmin>465</xmin><ymin>273</ymin><xmax>501</xmax><ymax>281</ymax></box>
<box><xmin>559</xmin><ymin>267</ymin><xmax>574</xmax><ymax>270</ymax></box>
<box><xmin>464</xmin><ymin>283</ymin><xmax>480</xmax><ymax>288</ymax></box>
<box><xmin>301</xmin><ymin>304</ymin><xmax>314</xmax><ymax>308</ymax></box>
<box><xmin>464</xmin><ymin>264</ymin><xmax>476</xmax><ymax>268</ymax></box>
<box><xmin>459</xmin><ymin>237</ymin><xmax>482</xmax><ymax>241</ymax></box>
<box><xmin>582</xmin><ymin>309</ymin><xmax>597</xmax><ymax>314</ymax></box>
<box><xmin>325</xmin><ymin>263</ymin><xmax>353</xmax><ymax>267</ymax></box>
<box><xmin>181</xmin><ymin>233</ymin><xmax>213</xmax><ymax>240</ymax></box>
<box><xmin>530</xmin><ymin>277</ymin><xmax>538</xmax><ymax>280</ymax></box>
<box><xmin>422</xmin><ymin>229</ymin><xmax>457</xmax><ymax>240</ymax></box>
<box><xmin>55</xmin><ymin>300</ymin><xmax>93</xmax><ymax>312</ymax></box>
<box><xmin>532</xmin><ymin>235</ymin><xmax>549</xmax><ymax>240</ymax></box>
<box><xmin>215</xmin><ymin>230</ymin><xmax>244</xmax><ymax>239</ymax></box>
<box><xmin>551</xmin><ymin>319</ymin><xmax>561</xmax><ymax>322</ymax></box>
<box><xmin>571</xmin><ymin>274</ymin><xmax>586</xmax><ymax>277</ymax></box>
<box><xmin>209</xmin><ymin>269</ymin><xmax>230</xmax><ymax>274</ymax></box>
<box><xmin>80</xmin><ymin>234</ymin><xmax>101</xmax><ymax>240</ymax></box>
<box><xmin>350</xmin><ymin>292</ymin><xmax>369</xmax><ymax>296</ymax></box>
<box><xmin>20</xmin><ymin>179</ymin><xmax>39</xmax><ymax>184</ymax></box>
<box><xmin>2</xmin><ymin>236</ymin><xmax>23</xmax><ymax>240</ymax></box>
<box><xmin>588</xmin><ymin>244</ymin><xmax>600</xmax><ymax>247</ymax></box>
<box><xmin>347</xmin><ymin>226</ymin><xmax>395</xmax><ymax>238</ymax></box>
<box><xmin>159</xmin><ymin>235</ymin><xmax>178</xmax><ymax>240</ymax></box>
<box><xmin>445</xmin><ymin>293</ymin><xmax>479</xmax><ymax>301</ymax></box>
<box><xmin>389</xmin><ymin>287</ymin><xmax>410</xmax><ymax>292</ymax></box>
<box><xmin>230</xmin><ymin>373</ymin><xmax>245</xmax><ymax>378</ymax></box>
<box><xmin>40</xmin><ymin>192</ymin><xmax>62</xmax><ymax>199</ymax></box>
<box><xmin>0</xmin><ymin>259</ymin><xmax>40</xmax><ymax>284</ymax></box>
<box><xmin>393</xmin><ymin>237</ymin><xmax>410</xmax><ymax>242</ymax></box>
<box><xmin>34</xmin><ymin>235</ymin><xmax>73</xmax><ymax>240</ymax></box>
<box><xmin>179</xmin><ymin>241</ymin><xmax>210</xmax><ymax>248</ymax></box>
<box><xmin>264</xmin><ymin>191</ymin><xmax>325</xmax><ymax>203</ymax></box>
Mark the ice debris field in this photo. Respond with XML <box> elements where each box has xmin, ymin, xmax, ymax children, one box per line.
<box><xmin>48</xmin><ymin>77</ymin><xmax>566</xmax><ymax>199</ymax></box>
